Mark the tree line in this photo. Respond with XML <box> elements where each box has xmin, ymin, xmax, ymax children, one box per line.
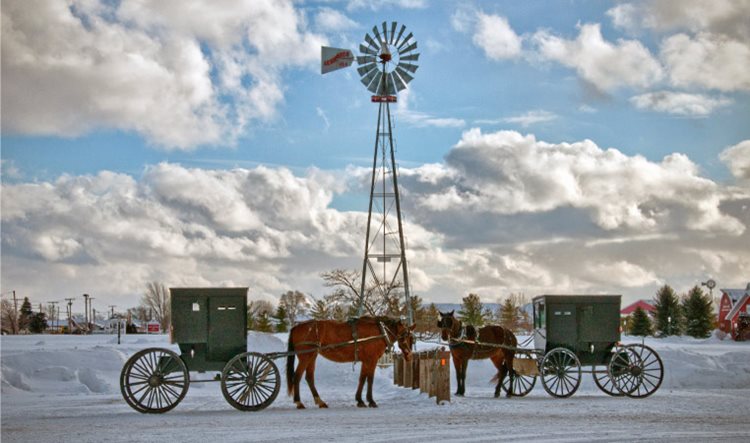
<box><xmin>625</xmin><ymin>284</ymin><xmax>715</xmax><ymax>338</ymax></box>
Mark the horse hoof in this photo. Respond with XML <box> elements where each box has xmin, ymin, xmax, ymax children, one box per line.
<box><xmin>319</xmin><ymin>402</ymin><xmax>328</xmax><ymax>409</ymax></box>
<box><xmin>296</xmin><ymin>403</ymin><xmax>306</xmax><ymax>410</ymax></box>
<box><xmin>368</xmin><ymin>402</ymin><xmax>378</xmax><ymax>408</ymax></box>
<box><xmin>494</xmin><ymin>393</ymin><xmax>500</xmax><ymax>398</ymax></box>
<box><xmin>357</xmin><ymin>402</ymin><xmax>367</xmax><ymax>408</ymax></box>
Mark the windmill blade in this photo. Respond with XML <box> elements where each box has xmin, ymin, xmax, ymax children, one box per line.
<box><xmin>395</xmin><ymin>66</ymin><xmax>414</xmax><ymax>83</ymax></box>
<box><xmin>367</xmin><ymin>71</ymin><xmax>384</xmax><ymax>94</ymax></box>
<box><xmin>397</xmin><ymin>32</ymin><xmax>413</xmax><ymax>50</ymax></box>
<box><xmin>397</xmin><ymin>62</ymin><xmax>418</xmax><ymax>74</ymax></box>
<box><xmin>359</xmin><ymin>44</ymin><xmax>378</xmax><ymax>56</ymax></box>
<box><xmin>382</xmin><ymin>22</ymin><xmax>389</xmax><ymax>46</ymax></box>
<box><xmin>372</xmin><ymin>26</ymin><xmax>383</xmax><ymax>46</ymax></box>
<box><xmin>361</xmin><ymin>68</ymin><xmax>379</xmax><ymax>89</ymax></box>
<box><xmin>365</xmin><ymin>33</ymin><xmax>380</xmax><ymax>51</ymax></box>
<box><xmin>357</xmin><ymin>56</ymin><xmax>376</xmax><ymax>65</ymax></box>
<box><xmin>390</xmin><ymin>22</ymin><xmax>397</xmax><ymax>45</ymax></box>
<box><xmin>399</xmin><ymin>53</ymin><xmax>420</xmax><ymax>62</ymax></box>
<box><xmin>398</xmin><ymin>41</ymin><xmax>417</xmax><ymax>55</ymax></box>
<box><xmin>392</xmin><ymin>70</ymin><xmax>407</xmax><ymax>91</ymax></box>
<box><xmin>394</xmin><ymin>24</ymin><xmax>406</xmax><ymax>47</ymax></box>
<box><xmin>357</xmin><ymin>63</ymin><xmax>377</xmax><ymax>77</ymax></box>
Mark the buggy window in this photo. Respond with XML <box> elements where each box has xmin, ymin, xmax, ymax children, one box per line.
<box><xmin>534</xmin><ymin>301</ymin><xmax>545</xmax><ymax>328</ymax></box>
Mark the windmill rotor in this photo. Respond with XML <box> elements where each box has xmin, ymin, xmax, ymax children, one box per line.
<box><xmin>355</xmin><ymin>21</ymin><xmax>419</xmax><ymax>99</ymax></box>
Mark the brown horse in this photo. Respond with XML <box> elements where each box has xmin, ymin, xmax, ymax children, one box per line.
<box><xmin>438</xmin><ymin>310</ymin><xmax>517</xmax><ymax>397</ymax></box>
<box><xmin>286</xmin><ymin>317</ymin><xmax>414</xmax><ymax>409</ymax></box>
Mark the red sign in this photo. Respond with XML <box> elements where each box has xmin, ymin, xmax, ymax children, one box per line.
<box><xmin>371</xmin><ymin>95</ymin><xmax>397</xmax><ymax>103</ymax></box>
<box><xmin>147</xmin><ymin>323</ymin><xmax>160</xmax><ymax>333</ymax></box>
<box><xmin>324</xmin><ymin>51</ymin><xmax>351</xmax><ymax>66</ymax></box>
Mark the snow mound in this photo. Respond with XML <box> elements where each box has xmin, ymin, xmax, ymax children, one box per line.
<box><xmin>1</xmin><ymin>366</ymin><xmax>32</xmax><ymax>391</ymax></box>
<box><xmin>77</xmin><ymin>367</ymin><xmax>109</xmax><ymax>393</ymax></box>
<box><xmin>33</xmin><ymin>366</ymin><xmax>77</xmax><ymax>381</ymax></box>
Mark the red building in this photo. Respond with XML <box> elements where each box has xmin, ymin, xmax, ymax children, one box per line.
<box><xmin>620</xmin><ymin>299</ymin><xmax>656</xmax><ymax>316</ymax></box>
<box><xmin>718</xmin><ymin>284</ymin><xmax>750</xmax><ymax>341</ymax></box>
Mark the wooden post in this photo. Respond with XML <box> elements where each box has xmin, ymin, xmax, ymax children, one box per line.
<box><xmin>434</xmin><ymin>350</ymin><xmax>450</xmax><ymax>404</ymax></box>
<box><xmin>394</xmin><ymin>353</ymin><xmax>402</xmax><ymax>387</ymax></box>
<box><xmin>403</xmin><ymin>353</ymin><xmax>412</xmax><ymax>387</ymax></box>
<box><xmin>412</xmin><ymin>354</ymin><xmax>419</xmax><ymax>389</ymax></box>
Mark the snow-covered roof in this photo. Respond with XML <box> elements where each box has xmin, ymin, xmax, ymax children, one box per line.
<box><xmin>725</xmin><ymin>294</ymin><xmax>749</xmax><ymax>322</ymax></box>
<box><xmin>721</xmin><ymin>288</ymin><xmax>749</xmax><ymax>304</ymax></box>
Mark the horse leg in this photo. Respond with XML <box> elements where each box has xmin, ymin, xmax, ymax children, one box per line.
<box><xmin>301</xmin><ymin>354</ymin><xmax>327</xmax><ymax>408</ymax></box>
<box><xmin>293</xmin><ymin>353</ymin><xmax>311</xmax><ymax>409</ymax></box>
<box><xmin>491</xmin><ymin>353</ymin><xmax>507</xmax><ymax>398</ymax></box>
<box><xmin>460</xmin><ymin>359</ymin><xmax>469</xmax><ymax>396</ymax></box>
<box><xmin>365</xmin><ymin>361</ymin><xmax>378</xmax><ymax>408</ymax></box>
<box><xmin>452</xmin><ymin>356</ymin><xmax>462</xmax><ymax>396</ymax></box>
<box><xmin>505</xmin><ymin>351</ymin><xmax>515</xmax><ymax>399</ymax></box>
<box><xmin>355</xmin><ymin>363</ymin><xmax>367</xmax><ymax>408</ymax></box>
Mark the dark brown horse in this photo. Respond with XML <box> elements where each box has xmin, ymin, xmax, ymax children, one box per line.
<box><xmin>286</xmin><ymin>317</ymin><xmax>414</xmax><ymax>409</ymax></box>
<box><xmin>438</xmin><ymin>310</ymin><xmax>517</xmax><ymax>397</ymax></box>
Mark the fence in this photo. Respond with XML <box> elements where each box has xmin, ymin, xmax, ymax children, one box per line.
<box><xmin>393</xmin><ymin>348</ymin><xmax>450</xmax><ymax>404</ymax></box>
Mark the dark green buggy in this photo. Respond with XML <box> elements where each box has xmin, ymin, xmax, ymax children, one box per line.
<box><xmin>501</xmin><ymin>295</ymin><xmax>664</xmax><ymax>398</ymax></box>
<box><xmin>119</xmin><ymin>288</ymin><xmax>281</xmax><ymax>413</ymax></box>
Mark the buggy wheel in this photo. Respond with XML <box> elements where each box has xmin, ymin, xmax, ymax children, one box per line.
<box><xmin>608</xmin><ymin>347</ymin><xmax>640</xmax><ymax>396</ymax></box>
<box><xmin>501</xmin><ymin>372</ymin><xmax>536</xmax><ymax>397</ymax></box>
<box><xmin>592</xmin><ymin>366</ymin><xmax>623</xmax><ymax>397</ymax></box>
<box><xmin>619</xmin><ymin>344</ymin><xmax>663</xmax><ymax>398</ymax></box>
<box><xmin>221</xmin><ymin>352</ymin><xmax>280</xmax><ymax>411</ymax></box>
<box><xmin>540</xmin><ymin>348</ymin><xmax>581</xmax><ymax>398</ymax></box>
<box><xmin>120</xmin><ymin>347</ymin><xmax>189</xmax><ymax>413</ymax></box>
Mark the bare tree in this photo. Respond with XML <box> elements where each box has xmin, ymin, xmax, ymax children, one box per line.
<box><xmin>142</xmin><ymin>282</ymin><xmax>170</xmax><ymax>330</ymax></box>
<box><xmin>321</xmin><ymin>268</ymin><xmax>403</xmax><ymax>317</ymax></box>
<box><xmin>1</xmin><ymin>299</ymin><xmax>18</xmax><ymax>334</ymax></box>
<box><xmin>247</xmin><ymin>300</ymin><xmax>275</xmax><ymax>330</ymax></box>
<box><xmin>279</xmin><ymin>290</ymin><xmax>310</xmax><ymax>326</ymax></box>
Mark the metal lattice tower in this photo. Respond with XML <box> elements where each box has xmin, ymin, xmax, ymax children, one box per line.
<box><xmin>321</xmin><ymin>21</ymin><xmax>419</xmax><ymax>324</ymax></box>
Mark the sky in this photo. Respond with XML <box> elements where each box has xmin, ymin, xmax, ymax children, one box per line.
<box><xmin>2</xmin><ymin>0</ymin><xmax>749</xmax><ymax>313</ymax></box>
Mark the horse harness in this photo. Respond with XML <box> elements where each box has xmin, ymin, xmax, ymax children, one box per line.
<box><xmin>295</xmin><ymin>319</ymin><xmax>404</xmax><ymax>361</ymax></box>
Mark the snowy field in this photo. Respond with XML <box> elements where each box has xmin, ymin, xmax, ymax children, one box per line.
<box><xmin>2</xmin><ymin>332</ymin><xmax>749</xmax><ymax>442</ymax></box>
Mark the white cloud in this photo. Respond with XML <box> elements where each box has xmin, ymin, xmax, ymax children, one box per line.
<box><xmin>607</xmin><ymin>0</ymin><xmax>750</xmax><ymax>38</ymax></box>
<box><xmin>472</xmin><ymin>13</ymin><xmax>522</xmax><ymax>60</ymax></box>
<box><xmin>316</xmin><ymin>107</ymin><xmax>331</xmax><ymax>132</ymax></box>
<box><xmin>415</xmin><ymin>128</ymin><xmax>745</xmax><ymax>235</ymax></box>
<box><xmin>503</xmin><ymin>110</ymin><xmax>558</xmax><ymax>127</ymax></box>
<box><xmin>394</xmin><ymin>89</ymin><xmax>465</xmax><ymax>128</ymax></box>
<box><xmin>0</xmin><ymin>0</ymin><xmax>326</xmax><ymax>149</ymax></box>
<box><xmin>660</xmin><ymin>33</ymin><xmax>750</xmax><ymax>92</ymax></box>
<box><xmin>314</xmin><ymin>8</ymin><xmax>358</xmax><ymax>32</ymax></box>
<box><xmin>533</xmin><ymin>23</ymin><xmax>663</xmax><ymax>92</ymax></box>
<box><xmin>630</xmin><ymin>91</ymin><xmax>732</xmax><ymax>116</ymax></box>
<box><xmin>720</xmin><ymin>140</ymin><xmax>750</xmax><ymax>180</ymax></box>
<box><xmin>346</xmin><ymin>0</ymin><xmax>426</xmax><ymax>11</ymax></box>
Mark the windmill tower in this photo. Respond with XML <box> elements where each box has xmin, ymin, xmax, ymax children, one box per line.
<box><xmin>322</xmin><ymin>22</ymin><xmax>419</xmax><ymax>324</ymax></box>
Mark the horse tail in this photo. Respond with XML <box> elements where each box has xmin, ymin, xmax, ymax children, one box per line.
<box><xmin>286</xmin><ymin>328</ymin><xmax>295</xmax><ymax>396</ymax></box>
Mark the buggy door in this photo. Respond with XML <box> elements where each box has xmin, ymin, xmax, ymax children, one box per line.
<box><xmin>549</xmin><ymin>304</ymin><xmax>576</xmax><ymax>351</ymax></box>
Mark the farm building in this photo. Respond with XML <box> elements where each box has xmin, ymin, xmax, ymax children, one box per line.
<box><xmin>718</xmin><ymin>284</ymin><xmax>750</xmax><ymax>341</ymax></box>
<box><xmin>620</xmin><ymin>299</ymin><xmax>655</xmax><ymax>316</ymax></box>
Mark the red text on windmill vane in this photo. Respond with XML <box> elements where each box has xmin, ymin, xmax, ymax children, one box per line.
<box><xmin>324</xmin><ymin>51</ymin><xmax>351</xmax><ymax>65</ymax></box>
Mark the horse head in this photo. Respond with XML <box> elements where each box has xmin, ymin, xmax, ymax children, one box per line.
<box><xmin>395</xmin><ymin>321</ymin><xmax>415</xmax><ymax>361</ymax></box>
<box><xmin>437</xmin><ymin>310</ymin><xmax>458</xmax><ymax>342</ymax></box>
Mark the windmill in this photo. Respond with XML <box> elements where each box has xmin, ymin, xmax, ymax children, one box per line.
<box><xmin>322</xmin><ymin>21</ymin><xmax>419</xmax><ymax>324</ymax></box>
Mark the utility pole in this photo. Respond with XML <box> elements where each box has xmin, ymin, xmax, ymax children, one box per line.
<box><xmin>83</xmin><ymin>294</ymin><xmax>89</xmax><ymax>331</ymax></box>
<box><xmin>48</xmin><ymin>301</ymin><xmax>59</xmax><ymax>333</ymax></box>
<box><xmin>109</xmin><ymin>305</ymin><xmax>116</xmax><ymax>319</ymax></box>
<box><xmin>88</xmin><ymin>297</ymin><xmax>95</xmax><ymax>332</ymax></box>
<box><xmin>65</xmin><ymin>298</ymin><xmax>75</xmax><ymax>333</ymax></box>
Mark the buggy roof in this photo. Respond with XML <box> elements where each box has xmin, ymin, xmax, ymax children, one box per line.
<box><xmin>533</xmin><ymin>294</ymin><xmax>621</xmax><ymax>305</ymax></box>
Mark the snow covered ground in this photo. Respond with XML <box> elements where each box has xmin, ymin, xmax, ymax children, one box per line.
<box><xmin>2</xmin><ymin>332</ymin><xmax>749</xmax><ymax>442</ymax></box>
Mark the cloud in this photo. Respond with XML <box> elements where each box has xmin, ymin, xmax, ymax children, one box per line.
<box><xmin>503</xmin><ymin>110</ymin><xmax>558</xmax><ymax>127</ymax></box>
<box><xmin>472</xmin><ymin>12</ymin><xmax>522</xmax><ymax>60</ymax></box>
<box><xmin>607</xmin><ymin>0</ymin><xmax>750</xmax><ymax>39</ymax></box>
<box><xmin>720</xmin><ymin>140</ymin><xmax>750</xmax><ymax>180</ymax></box>
<box><xmin>412</xmin><ymin>128</ymin><xmax>745</xmax><ymax>235</ymax></box>
<box><xmin>346</xmin><ymin>0</ymin><xmax>426</xmax><ymax>11</ymax></box>
<box><xmin>394</xmin><ymin>89</ymin><xmax>466</xmax><ymax>128</ymax></box>
<box><xmin>533</xmin><ymin>23</ymin><xmax>663</xmax><ymax>92</ymax></box>
<box><xmin>314</xmin><ymin>8</ymin><xmax>358</xmax><ymax>32</ymax></box>
<box><xmin>630</xmin><ymin>91</ymin><xmax>732</xmax><ymax>116</ymax></box>
<box><xmin>0</xmin><ymin>0</ymin><xmax>326</xmax><ymax>149</ymax></box>
<box><xmin>660</xmin><ymin>33</ymin><xmax>750</xmax><ymax>92</ymax></box>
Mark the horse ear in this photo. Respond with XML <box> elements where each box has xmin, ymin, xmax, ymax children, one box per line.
<box><xmin>410</xmin><ymin>324</ymin><xmax>416</xmax><ymax>331</ymax></box>
<box><xmin>449</xmin><ymin>310</ymin><xmax>454</xmax><ymax>316</ymax></box>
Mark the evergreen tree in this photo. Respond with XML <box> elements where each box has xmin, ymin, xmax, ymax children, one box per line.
<box><xmin>458</xmin><ymin>293</ymin><xmax>486</xmax><ymax>327</ymax></box>
<box><xmin>498</xmin><ymin>298</ymin><xmax>518</xmax><ymax>330</ymax></box>
<box><xmin>256</xmin><ymin>312</ymin><xmax>273</xmax><ymax>333</ymax></box>
<box><xmin>29</xmin><ymin>312</ymin><xmax>48</xmax><ymax>333</ymax></box>
<box><xmin>19</xmin><ymin>297</ymin><xmax>33</xmax><ymax>330</ymax></box>
<box><xmin>682</xmin><ymin>285</ymin><xmax>715</xmax><ymax>338</ymax></box>
<box><xmin>274</xmin><ymin>305</ymin><xmax>288</xmax><ymax>333</ymax></box>
<box><xmin>310</xmin><ymin>299</ymin><xmax>330</xmax><ymax>320</ymax></box>
<box><xmin>629</xmin><ymin>306</ymin><xmax>653</xmax><ymax>336</ymax></box>
<box><xmin>653</xmin><ymin>285</ymin><xmax>683</xmax><ymax>336</ymax></box>
<box><xmin>423</xmin><ymin>303</ymin><xmax>440</xmax><ymax>335</ymax></box>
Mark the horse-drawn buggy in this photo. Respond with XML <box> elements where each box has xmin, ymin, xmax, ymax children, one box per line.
<box><xmin>438</xmin><ymin>294</ymin><xmax>664</xmax><ymax>399</ymax></box>
<box><xmin>119</xmin><ymin>288</ymin><xmax>413</xmax><ymax>413</ymax></box>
